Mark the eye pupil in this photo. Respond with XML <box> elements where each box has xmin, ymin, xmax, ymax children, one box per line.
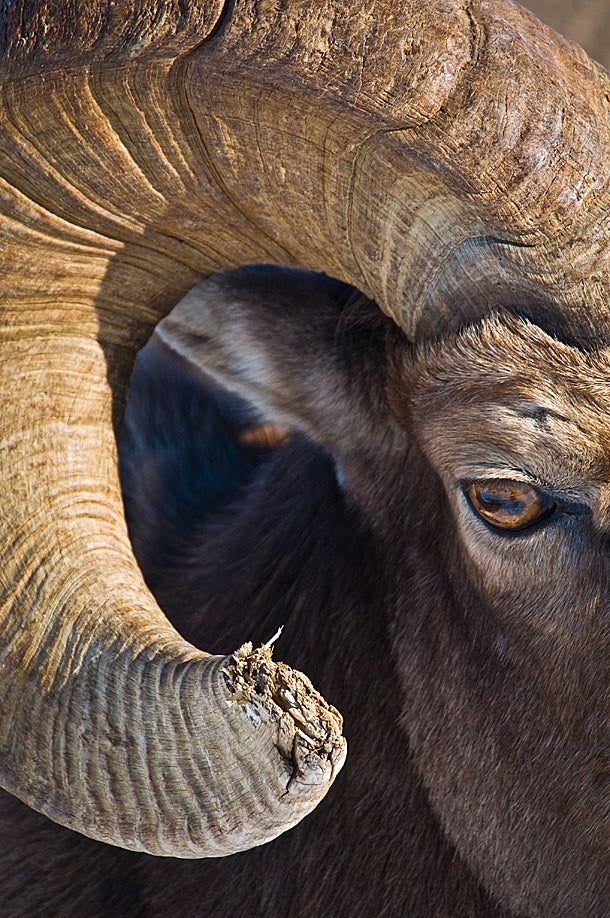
<box><xmin>477</xmin><ymin>486</ymin><xmax>527</xmax><ymax>514</ymax></box>
<box><xmin>467</xmin><ymin>480</ymin><xmax>553</xmax><ymax>531</ymax></box>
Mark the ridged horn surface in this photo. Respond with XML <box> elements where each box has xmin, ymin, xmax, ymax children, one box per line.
<box><xmin>0</xmin><ymin>0</ymin><xmax>607</xmax><ymax>855</ymax></box>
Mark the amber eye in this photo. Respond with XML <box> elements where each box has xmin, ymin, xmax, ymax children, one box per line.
<box><xmin>466</xmin><ymin>479</ymin><xmax>555</xmax><ymax>531</ymax></box>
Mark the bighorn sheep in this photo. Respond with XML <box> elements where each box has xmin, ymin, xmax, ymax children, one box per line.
<box><xmin>0</xmin><ymin>0</ymin><xmax>608</xmax><ymax>915</ymax></box>
<box><xmin>5</xmin><ymin>263</ymin><xmax>610</xmax><ymax>916</ymax></box>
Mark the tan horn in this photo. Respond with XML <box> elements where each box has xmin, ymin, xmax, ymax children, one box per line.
<box><xmin>0</xmin><ymin>0</ymin><xmax>607</xmax><ymax>855</ymax></box>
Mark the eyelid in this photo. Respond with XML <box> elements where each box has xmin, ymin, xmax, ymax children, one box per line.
<box><xmin>457</xmin><ymin>467</ymin><xmax>585</xmax><ymax>503</ymax></box>
<box><xmin>459</xmin><ymin>466</ymin><xmax>540</xmax><ymax>486</ymax></box>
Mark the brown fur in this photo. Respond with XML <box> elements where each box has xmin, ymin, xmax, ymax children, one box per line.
<box><xmin>2</xmin><ymin>266</ymin><xmax>609</xmax><ymax>917</ymax></box>
<box><xmin>237</xmin><ymin>423</ymin><xmax>290</xmax><ymax>449</ymax></box>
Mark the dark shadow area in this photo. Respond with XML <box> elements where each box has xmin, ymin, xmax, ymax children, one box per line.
<box><xmin>118</xmin><ymin>268</ymin><xmax>369</xmax><ymax>654</ymax></box>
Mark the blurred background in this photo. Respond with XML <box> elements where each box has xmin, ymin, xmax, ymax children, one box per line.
<box><xmin>525</xmin><ymin>0</ymin><xmax>609</xmax><ymax>69</ymax></box>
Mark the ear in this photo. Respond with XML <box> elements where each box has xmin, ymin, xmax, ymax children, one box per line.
<box><xmin>157</xmin><ymin>266</ymin><xmax>399</xmax><ymax>457</ymax></box>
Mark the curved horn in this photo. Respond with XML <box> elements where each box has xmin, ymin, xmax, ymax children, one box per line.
<box><xmin>0</xmin><ymin>0</ymin><xmax>607</xmax><ymax>855</ymax></box>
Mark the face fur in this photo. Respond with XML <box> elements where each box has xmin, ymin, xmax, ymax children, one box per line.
<box><xmin>388</xmin><ymin>315</ymin><xmax>610</xmax><ymax>916</ymax></box>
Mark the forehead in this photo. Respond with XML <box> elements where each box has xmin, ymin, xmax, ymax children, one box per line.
<box><xmin>407</xmin><ymin>318</ymin><xmax>610</xmax><ymax>489</ymax></box>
